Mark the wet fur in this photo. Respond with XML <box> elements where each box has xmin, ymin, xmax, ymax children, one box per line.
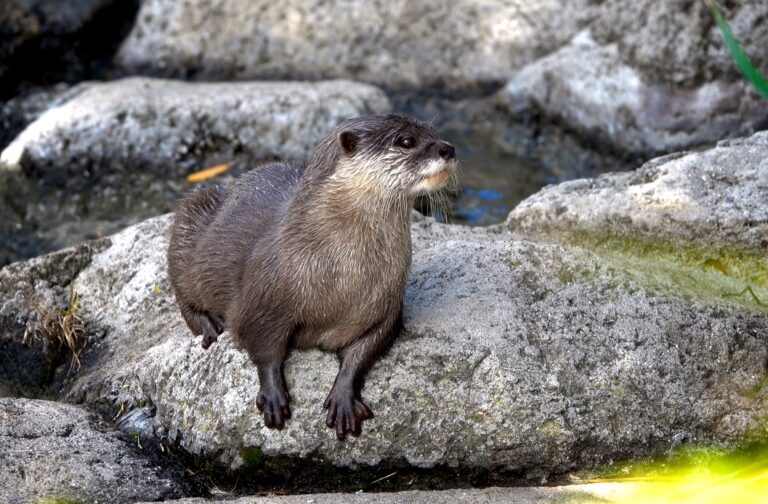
<box><xmin>168</xmin><ymin>114</ymin><xmax>456</xmax><ymax>438</ymax></box>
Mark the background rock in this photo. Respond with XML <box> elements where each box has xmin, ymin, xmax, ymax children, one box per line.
<box><xmin>498</xmin><ymin>31</ymin><xmax>768</xmax><ymax>155</ymax></box>
<box><xmin>114</xmin><ymin>0</ymin><xmax>593</xmax><ymax>91</ymax></box>
<box><xmin>590</xmin><ymin>0</ymin><xmax>768</xmax><ymax>87</ymax></box>
<box><xmin>1</xmin><ymin>77</ymin><xmax>391</xmax><ymax>181</ymax></box>
<box><xmin>507</xmin><ymin>131</ymin><xmax>768</xmax><ymax>251</ymax></box>
<box><xmin>0</xmin><ymin>0</ymin><xmax>140</xmax><ymax>98</ymax></box>
<box><xmin>0</xmin><ymin>83</ymin><xmax>77</xmax><ymax>151</ymax></box>
<box><xmin>0</xmin><ymin>397</ymin><xmax>186</xmax><ymax>504</ymax></box>
<box><xmin>497</xmin><ymin>1</ymin><xmax>768</xmax><ymax>155</ymax></box>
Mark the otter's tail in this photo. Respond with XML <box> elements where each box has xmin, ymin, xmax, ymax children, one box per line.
<box><xmin>168</xmin><ymin>184</ymin><xmax>229</xmax><ymax>341</ymax></box>
<box><xmin>170</xmin><ymin>185</ymin><xmax>229</xmax><ymax>253</ymax></box>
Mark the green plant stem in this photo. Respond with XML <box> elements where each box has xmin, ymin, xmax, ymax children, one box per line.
<box><xmin>706</xmin><ymin>0</ymin><xmax>768</xmax><ymax>101</ymax></box>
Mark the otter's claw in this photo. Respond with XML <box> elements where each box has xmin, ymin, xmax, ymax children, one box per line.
<box><xmin>256</xmin><ymin>386</ymin><xmax>291</xmax><ymax>430</ymax></box>
<box><xmin>323</xmin><ymin>393</ymin><xmax>373</xmax><ymax>440</ymax></box>
<box><xmin>201</xmin><ymin>332</ymin><xmax>218</xmax><ymax>349</ymax></box>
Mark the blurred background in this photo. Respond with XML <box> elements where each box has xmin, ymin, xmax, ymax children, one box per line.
<box><xmin>1</xmin><ymin>0</ymin><xmax>766</xmax><ymax>265</ymax></box>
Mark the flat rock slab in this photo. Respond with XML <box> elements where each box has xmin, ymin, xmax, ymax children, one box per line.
<box><xmin>0</xmin><ymin>398</ymin><xmax>184</xmax><ymax>504</ymax></box>
<box><xmin>507</xmin><ymin>131</ymin><xmax>768</xmax><ymax>251</ymax></box>
<box><xmin>114</xmin><ymin>0</ymin><xmax>592</xmax><ymax>90</ymax></box>
<box><xmin>135</xmin><ymin>484</ymin><xmax>627</xmax><ymax>504</ymax></box>
<box><xmin>498</xmin><ymin>31</ymin><xmax>768</xmax><ymax>155</ymax></box>
<box><xmin>0</xmin><ymin>77</ymin><xmax>390</xmax><ymax>180</ymax></box>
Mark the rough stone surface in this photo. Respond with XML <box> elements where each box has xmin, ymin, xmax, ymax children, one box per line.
<box><xmin>135</xmin><ymin>484</ymin><xmax>627</xmax><ymax>504</ymax></box>
<box><xmin>507</xmin><ymin>131</ymin><xmax>768</xmax><ymax>251</ymax></box>
<box><xmin>0</xmin><ymin>77</ymin><xmax>391</xmax><ymax>181</ymax></box>
<box><xmin>590</xmin><ymin>0</ymin><xmax>768</xmax><ymax>87</ymax></box>
<box><xmin>499</xmin><ymin>31</ymin><xmax>768</xmax><ymax>155</ymax></box>
<box><xmin>0</xmin><ymin>83</ymin><xmax>77</xmax><ymax>150</ymax></box>
<box><xmin>114</xmin><ymin>0</ymin><xmax>592</xmax><ymax>90</ymax></box>
<box><xmin>0</xmin><ymin>209</ymin><xmax>762</xmax><ymax>475</ymax></box>
<box><xmin>2</xmin><ymin>135</ymin><xmax>767</xmax><ymax>476</ymax></box>
<box><xmin>0</xmin><ymin>239</ymin><xmax>106</xmax><ymax>395</ymax></box>
<box><xmin>0</xmin><ymin>398</ymin><xmax>184</xmax><ymax>504</ymax></box>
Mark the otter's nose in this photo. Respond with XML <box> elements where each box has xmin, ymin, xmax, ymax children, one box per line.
<box><xmin>438</xmin><ymin>142</ymin><xmax>456</xmax><ymax>161</ymax></box>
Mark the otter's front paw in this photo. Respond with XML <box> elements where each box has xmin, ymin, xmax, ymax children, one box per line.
<box><xmin>323</xmin><ymin>393</ymin><xmax>374</xmax><ymax>440</ymax></box>
<box><xmin>256</xmin><ymin>386</ymin><xmax>291</xmax><ymax>430</ymax></box>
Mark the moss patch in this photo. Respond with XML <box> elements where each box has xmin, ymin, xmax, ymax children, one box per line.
<box><xmin>241</xmin><ymin>446</ymin><xmax>265</xmax><ymax>468</ymax></box>
<box><xmin>568</xmin><ymin>231</ymin><xmax>768</xmax><ymax>313</ymax></box>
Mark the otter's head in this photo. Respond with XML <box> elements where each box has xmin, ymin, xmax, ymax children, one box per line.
<box><xmin>311</xmin><ymin>113</ymin><xmax>458</xmax><ymax>199</ymax></box>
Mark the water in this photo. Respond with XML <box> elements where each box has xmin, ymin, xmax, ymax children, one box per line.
<box><xmin>397</xmin><ymin>92</ymin><xmax>632</xmax><ymax>226</ymax></box>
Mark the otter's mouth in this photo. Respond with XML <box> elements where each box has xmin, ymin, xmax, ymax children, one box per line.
<box><xmin>424</xmin><ymin>167</ymin><xmax>452</xmax><ymax>185</ymax></box>
<box><xmin>411</xmin><ymin>160</ymin><xmax>456</xmax><ymax>194</ymax></box>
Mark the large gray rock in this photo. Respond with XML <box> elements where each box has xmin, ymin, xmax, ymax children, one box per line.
<box><xmin>0</xmin><ymin>0</ymin><xmax>139</xmax><ymax>93</ymax></box>
<box><xmin>2</xmin><ymin>134</ymin><xmax>766</xmax><ymax>476</ymax></box>
<box><xmin>114</xmin><ymin>0</ymin><xmax>592</xmax><ymax>91</ymax></box>
<box><xmin>0</xmin><ymin>398</ymin><xmax>185</xmax><ymax>504</ymax></box>
<box><xmin>498</xmin><ymin>31</ymin><xmax>768</xmax><ymax>155</ymax></box>
<box><xmin>589</xmin><ymin>0</ymin><xmax>768</xmax><ymax>87</ymax></box>
<box><xmin>0</xmin><ymin>214</ymin><xmax>765</xmax><ymax>476</ymax></box>
<box><xmin>508</xmin><ymin>131</ymin><xmax>768</xmax><ymax>251</ymax></box>
<box><xmin>0</xmin><ymin>77</ymin><xmax>391</xmax><ymax>179</ymax></box>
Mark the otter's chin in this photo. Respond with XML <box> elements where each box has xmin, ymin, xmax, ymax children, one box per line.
<box><xmin>410</xmin><ymin>161</ymin><xmax>455</xmax><ymax>195</ymax></box>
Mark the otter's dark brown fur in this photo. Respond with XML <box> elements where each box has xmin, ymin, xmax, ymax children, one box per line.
<box><xmin>168</xmin><ymin>113</ymin><xmax>457</xmax><ymax>438</ymax></box>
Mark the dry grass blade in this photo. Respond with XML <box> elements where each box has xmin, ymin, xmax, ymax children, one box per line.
<box><xmin>30</xmin><ymin>284</ymin><xmax>86</xmax><ymax>373</ymax></box>
<box><xmin>186</xmin><ymin>161</ymin><xmax>234</xmax><ymax>183</ymax></box>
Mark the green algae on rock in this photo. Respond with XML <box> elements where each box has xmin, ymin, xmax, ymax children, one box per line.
<box><xmin>566</xmin><ymin>231</ymin><xmax>768</xmax><ymax>313</ymax></box>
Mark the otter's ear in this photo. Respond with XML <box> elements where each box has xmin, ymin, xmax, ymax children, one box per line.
<box><xmin>338</xmin><ymin>130</ymin><xmax>359</xmax><ymax>155</ymax></box>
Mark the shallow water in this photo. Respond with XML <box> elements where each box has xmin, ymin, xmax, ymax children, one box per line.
<box><xmin>397</xmin><ymin>93</ymin><xmax>633</xmax><ymax>226</ymax></box>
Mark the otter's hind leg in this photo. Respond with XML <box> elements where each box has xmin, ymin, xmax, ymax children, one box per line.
<box><xmin>201</xmin><ymin>312</ymin><xmax>225</xmax><ymax>349</ymax></box>
<box><xmin>178</xmin><ymin>301</ymin><xmax>224</xmax><ymax>349</ymax></box>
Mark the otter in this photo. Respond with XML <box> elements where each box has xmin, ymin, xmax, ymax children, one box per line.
<box><xmin>167</xmin><ymin>113</ymin><xmax>457</xmax><ymax>439</ymax></box>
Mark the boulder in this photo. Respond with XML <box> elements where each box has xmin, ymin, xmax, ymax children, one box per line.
<box><xmin>589</xmin><ymin>0</ymin><xmax>768</xmax><ymax>87</ymax></box>
<box><xmin>507</xmin><ymin>131</ymin><xmax>768</xmax><ymax>251</ymax></box>
<box><xmin>498</xmin><ymin>31</ymin><xmax>768</xmax><ymax>155</ymax></box>
<box><xmin>0</xmin><ymin>397</ymin><xmax>186</xmax><ymax>504</ymax></box>
<box><xmin>114</xmin><ymin>0</ymin><xmax>593</xmax><ymax>91</ymax></box>
<box><xmin>0</xmin><ymin>0</ymin><xmax>139</xmax><ymax>95</ymax></box>
<box><xmin>2</xmin><ymin>222</ymin><xmax>767</xmax><ymax>475</ymax></box>
<box><xmin>1</xmin><ymin>135</ymin><xmax>766</xmax><ymax>477</ymax></box>
<box><xmin>0</xmin><ymin>77</ymin><xmax>391</xmax><ymax>181</ymax></box>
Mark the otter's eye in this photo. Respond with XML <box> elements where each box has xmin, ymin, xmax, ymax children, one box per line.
<box><xmin>395</xmin><ymin>136</ymin><xmax>416</xmax><ymax>149</ymax></box>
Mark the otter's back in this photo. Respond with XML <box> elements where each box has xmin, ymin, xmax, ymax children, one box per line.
<box><xmin>184</xmin><ymin>160</ymin><xmax>305</xmax><ymax>313</ymax></box>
